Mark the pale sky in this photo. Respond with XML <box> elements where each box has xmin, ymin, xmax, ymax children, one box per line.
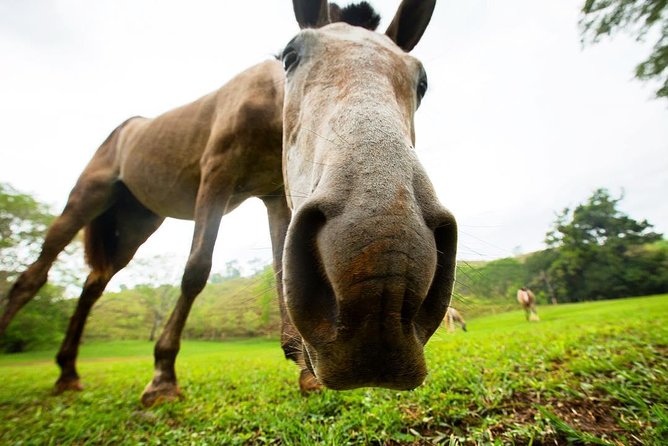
<box><xmin>1</xmin><ymin>0</ymin><xmax>666</xmax><ymax>288</ymax></box>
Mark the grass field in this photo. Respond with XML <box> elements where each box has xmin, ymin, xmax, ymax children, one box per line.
<box><xmin>1</xmin><ymin>295</ymin><xmax>667</xmax><ymax>445</ymax></box>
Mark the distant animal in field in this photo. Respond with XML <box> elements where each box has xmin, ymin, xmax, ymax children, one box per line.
<box><xmin>443</xmin><ymin>307</ymin><xmax>467</xmax><ymax>332</ymax></box>
<box><xmin>517</xmin><ymin>287</ymin><xmax>539</xmax><ymax>321</ymax></box>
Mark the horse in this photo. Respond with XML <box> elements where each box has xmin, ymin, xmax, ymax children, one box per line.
<box><xmin>517</xmin><ymin>287</ymin><xmax>539</xmax><ymax>321</ymax></box>
<box><xmin>0</xmin><ymin>58</ymin><xmax>298</xmax><ymax>405</ymax></box>
<box><xmin>280</xmin><ymin>0</ymin><xmax>457</xmax><ymax>391</ymax></box>
<box><xmin>0</xmin><ymin>0</ymin><xmax>457</xmax><ymax>404</ymax></box>
<box><xmin>443</xmin><ymin>307</ymin><xmax>467</xmax><ymax>332</ymax></box>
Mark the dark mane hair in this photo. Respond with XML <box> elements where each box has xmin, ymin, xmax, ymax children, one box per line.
<box><xmin>276</xmin><ymin>2</ymin><xmax>382</xmax><ymax>59</ymax></box>
<box><xmin>330</xmin><ymin>2</ymin><xmax>381</xmax><ymax>31</ymax></box>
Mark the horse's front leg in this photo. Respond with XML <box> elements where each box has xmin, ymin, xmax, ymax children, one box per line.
<box><xmin>140</xmin><ymin>184</ymin><xmax>228</xmax><ymax>407</ymax></box>
<box><xmin>262</xmin><ymin>192</ymin><xmax>321</xmax><ymax>394</ymax></box>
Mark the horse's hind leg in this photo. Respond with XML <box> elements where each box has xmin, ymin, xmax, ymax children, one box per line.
<box><xmin>54</xmin><ymin>191</ymin><xmax>163</xmax><ymax>393</ymax></box>
<box><xmin>0</xmin><ymin>171</ymin><xmax>119</xmax><ymax>336</ymax></box>
<box><xmin>529</xmin><ymin>304</ymin><xmax>539</xmax><ymax>322</ymax></box>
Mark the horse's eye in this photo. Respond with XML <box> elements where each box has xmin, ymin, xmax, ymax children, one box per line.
<box><xmin>417</xmin><ymin>78</ymin><xmax>428</xmax><ymax>101</ymax></box>
<box><xmin>415</xmin><ymin>74</ymin><xmax>428</xmax><ymax>109</ymax></box>
<box><xmin>282</xmin><ymin>47</ymin><xmax>300</xmax><ymax>73</ymax></box>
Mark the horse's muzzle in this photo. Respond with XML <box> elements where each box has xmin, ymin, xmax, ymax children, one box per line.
<box><xmin>283</xmin><ymin>197</ymin><xmax>457</xmax><ymax>390</ymax></box>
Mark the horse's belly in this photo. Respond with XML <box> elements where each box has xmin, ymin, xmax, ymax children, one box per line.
<box><xmin>123</xmin><ymin>173</ymin><xmax>199</xmax><ymax>220</ymax></box>
<box><xmin>120</xmin><ymin>157</ymin><xmax>200</xmax><ymax>219</ymax></box>
<box><xmin>117</xmin><ymin>121</ymin><xmax>202</xmax><ymax>220</ymax></box>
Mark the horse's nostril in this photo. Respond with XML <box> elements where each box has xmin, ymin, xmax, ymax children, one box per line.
<box><xmin>413</xmin><ymin>214</ymin><xmax>458</xmax><ymax>344</ymax></box>
<box><xmin>283</xmin><ymin>203</ymin><xmax>338</xmax><ymax>347</ymax></box>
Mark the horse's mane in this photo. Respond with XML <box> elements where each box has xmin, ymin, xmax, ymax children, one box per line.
<box><xmin>276</xmin><ymin>2</ymin><xmax>381</xmax><ymax>59</ymax></box>
<box><xmin>330</xmin><ymin>2</ymin><xmax>381</xmax><ymax>31</ymax></box>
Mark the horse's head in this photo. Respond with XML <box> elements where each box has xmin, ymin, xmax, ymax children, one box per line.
<box><xmin>281</xmin><ymin>0</ymin><xmax>457</xmax><ymax>391</ymax></box>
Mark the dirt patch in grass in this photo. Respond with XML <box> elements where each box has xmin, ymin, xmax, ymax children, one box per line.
<box><xmin>390</xmin><ymin>390</ymin><xmax>628</xmax><ymax>445</ymax></box>
<box><xmin>495</xmin><ymin>390</ymin><xmax>634</xmax><ymax>445</ymax></box>
<box><xmin>547</xmin><ymin>396</ymin><xmax>623</xmax><ymax>437</ymax></box>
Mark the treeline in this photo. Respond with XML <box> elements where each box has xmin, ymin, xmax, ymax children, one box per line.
<box><xmin>0</xmin><ymin>181</ymin><xmax>283</xmax><ymax>351</ymax></box>
<box><xmin>457</xmin><ymin>189</ymin><xmax>668</xmax><ymax>307</ymax></box>
<box><xmin>0</xmin><ymin>265</ymin><xmax>281</xmax><ymax>352</ymax></box>
<box><xmin>84</xmin><ymin>267</ymin><xmax>281</xmax><ymax>342</ymax></box>
<box><xmin>2</xmin><ymin>182</ymin><xmax>667</xmax><ymax>352</ymax></box>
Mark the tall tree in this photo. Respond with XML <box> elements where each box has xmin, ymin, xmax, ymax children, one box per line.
<box><xmin>545</xmin><ymin>188</ymin><xmax>665</xmax><ymax>301</ymax></box>
<box><xmin>0</xmin><ymin>183</ymin><xmax>83</xmax><ymax>351</ymax></box>
<box><xmin>114</xmin><ymin>254</ymin><xmax>182</xmax><ymax>341</ymax></box>
<box><xmin>0</xmin><ymin>182</ymin><xmax>84</xmax><ymax>294</ymax></box>
<box><xmin>136</xmin><ymin>284</ymin><xmax>178</xmax><ymax>341</ymax></box>
<box><xmin>0</xmin><ymin>284</ymin><xmax>73</xmax><ymax>353</ymax></box>
<box><xmin>0</xmin><ymin>182</ymin><xmax>53</xmax><ymax>273</ymax></box>
<box><xmin>580</xmin><ymin>0</ymin><xmax>668</xmax><ymax>98</ymax></box>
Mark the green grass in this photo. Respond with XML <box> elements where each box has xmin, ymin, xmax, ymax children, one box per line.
<box><xmin>1</xmin><ymin>295</ymin><xmax>666</xmax><ymax>445</ymax></box>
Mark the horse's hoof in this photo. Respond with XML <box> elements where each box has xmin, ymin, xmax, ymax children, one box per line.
<box><xmin>140</xmin><ymin>381</ymin><xmax>183</xmax><ymax>407</ymax></box>
<box><xmin>299</xmin><ymin>368</ymin><xmax>322</xmax><ymax>395</ymax></box>
<box><xmin>53</xmin><ymin>378</ymin><xmax>84</xmax><ymax>395</ymax></box>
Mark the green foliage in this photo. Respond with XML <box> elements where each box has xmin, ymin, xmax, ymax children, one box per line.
<box><xmin>0</xmin><ymin>182</ymin><xmax>86</xmax><ymax>352</ymax></box>
<box><xmin>546</xmin><ymin>188</ymin><xmax>661</xmax><ymax>248</ymax></box>
<box><xmin>457</xmin><ymin>258</ymin><xmax>525</xmax><ymax>301</ymax></box>
<box><xmin>0</xmin><ymin>182</ymin><xmax>54</xmax><ymax>272</ymax></box>
<box><xmin>185</xmin><ymin>267</ymin><xmax>280</xmax><ymax>339</ymax></box>
<box><xmin>455</xmin><ymin>189</ymin><xmax>667</xmax><ymax>307</ymax></box>
<box><xmin>0</xmin><ymin>295</ymin><xmax>666</xmax><ymax>444</ymax></box>
<box><xmin>0</xmin><ymin>284</ymin><xmax>73</xmax><ymax>353</ymax></box>
<box><xmin>0</xmin><ymin>182</ymin><xmax>84</xmax><ymax>297</ymax></box>
<box><xmin>580</xmin><ymin>0</ymin><xmax>668</xmax><ymax>98</ymax></box>
<box><xmin>85</xmin><ymin>267</ymin><xmax>281</xmax><ymax>342</ymax></box>
<box><xmin>454</xmin><ymin>258</ymin><xmax>529</xmax><ymax>317</ymax></box>
<box><xmin>135</xmin><ymin>284</ymin><xmax>179</xmax><ymax>341</ymax></box>
<box><xmin>544</xmin><ymin>188</ymin><xmax>667</xmax><ymax>301</ymax></box>
<box><xmin>85</xmin><ymin>287</ymin><xmax>156</xmax><ymax>341</ymax></box>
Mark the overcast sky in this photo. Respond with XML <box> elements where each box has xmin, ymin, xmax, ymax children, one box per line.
<box><xmin>1</xmin><ymin>0</ymin><xmax>666</xmax><ymax>287</ymax></box>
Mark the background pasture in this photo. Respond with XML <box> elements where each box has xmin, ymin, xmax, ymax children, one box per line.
<box><xmin>1</xmin><ymin>294</ymin><xmax>666</xmax><ymax>445</ymax></box>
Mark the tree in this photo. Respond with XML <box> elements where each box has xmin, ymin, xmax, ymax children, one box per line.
<box><xmin>135</xmin><ymin>284</ymin><xmax>178</xmax><ymax>341</ymax></box>
<box><xmin>85</xmin><ymin>290</ymin><xmax>147</xmax><ymax>341</ymax></box>
<box><xmin>544</xmin><ymin>188</ymin><xmax>665</xmax><ymax>301</ymax></box>
<box><xmin>0</xmin><ymin>284</ymin><xmax>73</xmax><ymax>352</ymax></box>
<box><xmin>113</xmin><ymin>254</ymin><xmax>182</xmax><ymax>340</ymax></box>
<box><xmin>580</xmin><ymin>0</ymin><xmax>668</xmax><ymax>98</ymax></box>
<box><xmin>0</xmin><ymin>183</ymin><xmax>89</xmax><ymax>351</ymax></box>
<box><xmin>0</xmin><ymin>183</ymin><xmax>54</xmax><ymax>273</ymax></box>
<box><xmin>0</xmin><ymin>182</ymin><xmax>84</xmax><ymax>296</ymax></box>
<box><xmin>524</xmin><ymin>249</ymin><xmax>560</xmax><ymax>304</ymax></box>
<box><xmin>457</xmin><ymin>257</ymin><xmax>525</xmax><ymax>300</ymax></box>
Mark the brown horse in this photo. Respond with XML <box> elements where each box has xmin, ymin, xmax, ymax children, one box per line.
<box><xmin>517</xmin><ymin>287</ymin><xmax>539</xmax><ymax>321</ymax></box>
<box><xmin>0</xmin><ymin>59</ymin><xmax>294</xmax><ymax>405</ymax></box>
<box><xmin>443</xmin><ymin>307</ymin><xmax>467</xmax><ymax>332</ymax></box>
<box><xmin>1</xmin><ymin>0</ymin><xmax>457</xmax><ymax>403</ymax></box>
<box><xmin>281</xmin><ymin>0</ymin><xmax>457</xmax><ymax>391</ymax></box>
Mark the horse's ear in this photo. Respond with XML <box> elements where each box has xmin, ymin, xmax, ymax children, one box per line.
<box><xmin>385</xmin><ymin>0</ymin><xmax>436</xmax><ymax>52</ymax></box>
<box><xmin>293</xmin><ymin>0</ymin><xmax>330</xmax><ymax>29</ymax></box>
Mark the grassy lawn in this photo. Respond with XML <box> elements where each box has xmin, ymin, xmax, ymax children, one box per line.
<box><xmin>0</xmin><ymin>295</ymin><xmax>666</xmax><ymax>445</ymax></box>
